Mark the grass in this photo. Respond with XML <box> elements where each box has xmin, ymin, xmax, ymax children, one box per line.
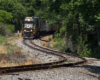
<box><xmin>0</xmin><ymin>35</ymin><xmax>6</xmax><ymax>45</ymax></box>
<box><xmin>28</xmin><ymin>50</ymin><xmax>30</xmax><ymax>53</ymax></box>
<box><xmin>6</xmin><ymin>44</ymin><xmax>22</xmax><ymax>53</ymax></box>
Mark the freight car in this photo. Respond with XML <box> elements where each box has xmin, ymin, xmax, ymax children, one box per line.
<box><xmin>22</xmin><ymin>16</ymin><xmax>60</xmax><ymax>38</ymax></box>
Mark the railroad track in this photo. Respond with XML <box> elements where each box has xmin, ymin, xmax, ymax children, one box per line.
<box><xmin>31</xmin><ymin>39</ymin><xmax>87</xmax><ymax>64</ymax></box>
<box><xmin>30</xmin><ymin>40</ymin><xmax>86</xmax><ymax>63</ymax></box>
<box><xmin>0</xmin><ymin>39</ymin><xmax>87</xmax><ymax>75</ymax></box>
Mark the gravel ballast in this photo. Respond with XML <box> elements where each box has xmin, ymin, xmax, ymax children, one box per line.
<box><xmin>12</xmin><ymin>39</ymin><xmax>60</xmax><ymax>63</ymax></box>
<box><xmin>0</xmin><ymin>66</ymin><xmax>99</xmax><ymax>80</ymax></box>
<box><xmin>0</xmin><ymin>38</ymin><xmax>99</xmax><ymax>80</ymax></box>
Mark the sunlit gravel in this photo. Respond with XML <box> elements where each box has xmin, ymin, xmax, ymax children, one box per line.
<box><xmin>0</xmin><ymin>38</ymin><xmax>99</xmax><ymax>80</ymax></box>
<box><xmin>0</xmin><ymin>66</ymin><xmax>99</xmax><ymax>80</ymax></box>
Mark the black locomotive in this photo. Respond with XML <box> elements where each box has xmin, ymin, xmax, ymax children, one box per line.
<box><xmin>22</xmin><ymin>16</ymin><xmax>60</xmax><ymax>38</ymax></box>
<box><xmin>22</xmin><ymin>17</ymin><xmax>40</xmax><ymax>38</ymax></box>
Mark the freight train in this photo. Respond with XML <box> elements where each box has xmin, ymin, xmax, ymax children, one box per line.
<box><xmin>22</xmin><ymin>16</ymin><xmax>60</xmax><ymax>38</ymax></box>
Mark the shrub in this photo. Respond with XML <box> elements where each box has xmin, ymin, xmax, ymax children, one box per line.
<box><xmin>0</xmin><ymin>10</ymin><xmax>13</xmax><ymax>23</ymax></box>
<box><xmin>0</xmin><ymin>35</ymin><xmax>6</xmax><ymax>45</ymax></box>
<box><xmin>53</xmin><ymin>38</ymin><xmax>67</xmax><ymax>52</ymax></box>
<box><xmin>0</xmin><ymin>23</ymin><xmax>14</xmax><ymax>36</ymax></box>
<box><xmin>6</xmin><ymin>24</ymin><xmax>14</xmax><ymax>33</ymax></box>
<box><xmin>77</xmin><ymin>34</ymin><xmax>91</xmax><ymax>57</ymax></box>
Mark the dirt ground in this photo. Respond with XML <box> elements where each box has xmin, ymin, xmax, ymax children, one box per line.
<box><xmin>40</xmin><ymin>35</ymin><xmax>55</xmax><ymax>48</ymax></box>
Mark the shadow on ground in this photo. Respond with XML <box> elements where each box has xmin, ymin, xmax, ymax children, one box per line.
<box><xmin>64</xmin><ymin>64</ymin><xmax>100</xmax><ymax>78</ymax></box>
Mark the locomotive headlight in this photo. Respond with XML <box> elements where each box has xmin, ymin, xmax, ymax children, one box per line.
<box><xmin>27</xmin><ymin>19</ymin><xmax>30</xmax><ymax>21</ymax></box>
<box><xmin>30</xmin><ymin>29</ymin><xmax>33</xmax><ymax>32</ymax></box>
<box><xmin>24</xmin><ymin>29</ymin><xmax>26</xmax><ymax>32</ymax></box>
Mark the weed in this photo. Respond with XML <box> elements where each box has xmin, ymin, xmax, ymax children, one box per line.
<box><xmin>43</xmin><ymin>44</ymin><xmax>45</xmax><ymax>46</ymax></box>
<box><xmin>10</xmin><ymin>49</ymin><xmax>15</xmax><ymax>53</ymax></box>
<box><xmin>53</xmin><ymin>63</ymin><xmax>57</xmax><ymax>65</ymax></box>
<box><xmin>35</xmin><ymin>55</ymin><xmax>38</xmax><ymax>58</ymax></box>
<box><xmin>5</xmin><ymin>44</ymin><xmax>22</xmax><ymax>53</ymax></box>
<box><xmin>0</xmin><ymin>36</ymin><xmax>6</xmax><ymax>45</ymax></box>
<box><xmin>48</xmin><ymin>37</ymin><xmax>52</xmax><ymax>41</ymax></box>
<box><xmin>28</xmin><ymin>50</ymin><xmax>30</xmax><ymax>53</ymax></box>
<box><xmin>47</xmin><ymin>42</ymin><xmax>50</xmax><ymax>47</ymax></box>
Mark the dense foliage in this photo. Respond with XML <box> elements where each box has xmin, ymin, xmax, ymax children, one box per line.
<box><xmin>0</xmin><ymin>0</ymin><xmax>100</xmax><ymax>58</ymax></box>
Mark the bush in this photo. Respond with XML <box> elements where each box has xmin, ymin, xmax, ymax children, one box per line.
<box><xmin>0</xmin><ymin>23</ymin><xmax>14</xmax><ymax>36</ymax></box>
<box><xmin>0</xmin><ymin>35</ymin><xmax>6</xmax><ymax>45</ymax></box>
<box><xmin>0</xmin><ymin>24</ymin><xmax>7</xmax><ymax>36</ymax></box>
<box><xmin>53</xmin><ymin>38</ymin><xmax>67</xmax><ymax>52</ymax></box>
<box><xmin>93</xmin><ymin>46</ymin><xmax>100</xmax><ymax>58</ymax></box>
<box><xmin>0</xmin><ymin>10</ymin><xmax>13</xmax><ymax>23</ymax></box>
<box><xmin>77</xmin><ymin>34</ymin><xmax>91</xmax><ymax>57</ymax></box>
<box><xmin>53</xmin><ymin>27</ymin><xmax>67</xmax><ymax>52</ymax></box>
<box><xmin>6</xmin><ymin>24</ymin><xmax>14</xmax><ymax>33</ymax></box>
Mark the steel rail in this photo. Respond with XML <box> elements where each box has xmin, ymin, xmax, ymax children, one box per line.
<box><xmin>0</xmin><ymin>39</ymin><xmax>87</xmax><ymax>75</ymax></box>
<box><xmin>0</xmin><ymin>39</ymin><xmax>67</xmax><ymax>75</ymax></box>
<box><xmin>30</xmin><ymin>40</ymin><xmax>87</xmax><ymax>65</ymax></box>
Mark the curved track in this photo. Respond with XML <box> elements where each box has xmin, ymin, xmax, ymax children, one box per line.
<box><xmin>30</xmin><ymin>40</ymin><xmax>87</xmax><ymax>66</ymax></box>
<box><xmin>0</xmin><ymin>39</ymin><xmax>87</xmax><ymax>75</ymax></box>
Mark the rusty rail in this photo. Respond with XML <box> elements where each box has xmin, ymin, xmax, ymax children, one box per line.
<box><xmin>30</xmin><ymin>40</ymin><xmax>87</xmax><ymax>65</ymax></box>
<box><xmin>0</xmin><ymin>39</ymin><xmax>87</xmax><ymax>75</ymax></box>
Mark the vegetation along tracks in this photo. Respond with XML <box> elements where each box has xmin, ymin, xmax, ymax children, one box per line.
<box><xmin>0</xmin><ymin>39</ymin><xmax>87</xmax><ymax>75</ymax></box>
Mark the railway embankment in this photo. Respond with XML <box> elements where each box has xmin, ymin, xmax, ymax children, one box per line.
<box><xmin>0</xmin><ymin>33</ymin><xmax>41</xmax><ymax>67</ymax></box>
<box><xmin>38</xmin><ymin>35</ymin><xmax>100</xmax><ymax>80</ymax></box>
<box><xmin>0</xmin><ymin>36</ymin><xmax>100</xmax><ymax>80</ymax></box>
<box><xmin>12</xmin><ymin>38</ymin><xmax>60</xmax><ymax>64</ymax></box>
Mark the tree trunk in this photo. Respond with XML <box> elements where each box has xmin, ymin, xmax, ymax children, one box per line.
<box><xmin>97</xmin><ymin>26</ymin><xmax>100</xmax><ymax>46</ymax></box>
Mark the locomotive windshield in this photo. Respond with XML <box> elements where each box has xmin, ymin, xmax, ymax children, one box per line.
<box><xmin>24</xmin><ymin>23</ymin><xmax>34</xmax><ymax>28</ymax></box>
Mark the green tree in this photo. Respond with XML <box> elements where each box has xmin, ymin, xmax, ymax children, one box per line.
<box><xmin>0</xmin><ymin>10</ymin><xmax>13</xmax><ymax>23</ymax></box>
